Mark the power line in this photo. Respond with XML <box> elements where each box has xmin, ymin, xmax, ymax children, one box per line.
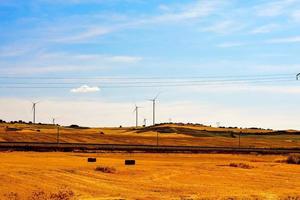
<box><xmin>0</xmin><ymin>73</ymin><xmax>297</xmax><ymax>89</ymax></box>
<box><xmin>0</xmin><ymin>76</ymin><xmax>293</xmax><ymax>85</ymax></box>
<box><xmin>0</xmin><ymin>79</ymin><xmax>295</xmax><ymax>89</ymax></box>
<box><xmin>0</xmin><ymin>73</ymin><xmax>294</xmax><ymax>80</ymax></box>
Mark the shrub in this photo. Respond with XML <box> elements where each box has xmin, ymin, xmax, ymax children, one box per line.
<box><xmin>49</xmin><ymin>188</ymin><xmax>75</xmax><ymax>200</ymax></box>
<box><xmin>3</xmin><ymin>192</ymin><xmax>19</xmax><ymax>200</ymax></box>
<box><xmin>229</xmin><ymin>163</ymin><xmax>254</xmax><ymax>169</ymax></box>
<box><xmin>287</xmin><ymin>154</ymin><xmax>300</xmax><ymax>165</ymax></box>
<box><xmin>68</xmin><ymin>124</ymin><xmax>89</xmax><ymax>129</ymax></box>
<box><xmin>31</xmin><ymin>190</ymin><xmax>48</xmax><ymax>200</ymax></box>
<box><xmin>95</xmin><ymin>166</ymin><xmax>116</xmax><ymax>173</ymax></box>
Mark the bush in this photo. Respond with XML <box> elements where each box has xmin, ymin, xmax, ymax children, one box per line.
<box><xmin>31</xmin><ymin>188</ymin><xmax>75</xmax><ymax>200</ymax></box>
<box><xmin>95</xmin><ymin>166</ymin><xmax>116</xmax><ymax>173</ymax></box>
<box><xmin>229</xmin><ymin>163</ymin><xmax>253</xmax><ymax>169</ymax></box>
<box><xmin>68</xmin><ymin>124</ymin><xmax>89</xmax><ymax>129</ymax></box>
<box><xmin>287</xmin><ymin>154</ymin><xmax>300</xmax><ymax>164</ymax></box>
<box><xmin>3</xmin><ymin>192</ymin><xmax>19</xmax><ymax>200</ymax></box>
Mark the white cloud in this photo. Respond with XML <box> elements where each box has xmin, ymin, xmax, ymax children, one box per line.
<box><xmin>150</xmin><ymin>1</ymin><xmax>221</xmax><ymax>23</ymax></box>
<box><xmin>255</xmin><ymin>0</ymin><xmax>299</xmax><ymax>17</ymax></box>
<box><xmin>217</xmin><ymin>42</ymin><xmax>246</xmax><ymax>48</ymax></box>
<box><xmin>0</xmin><ymin>52</ymin><xmax>143</xmax><ymax>74</ymax></box>
<box><xmin>47</xmin><ymin>0</ymin><xmax>224</xmax><ymax>43</ymax></box>
<box><xmin>250</xmin><ymin>24</ymin><xmax>279</xmax><ymax>34</ymax></box>
<box><xmin>106</xmin><ymin>56</ymin><xmax>142</xmax><ymax>63</ymax></box>
<box><xmin>291</xmin><ymin>10</ymin><xmax>300</xmax><ymax>22</ymax></box>
<box><xmin>266</xmin><ymin>36</ymin><xmax>300</xmax><ymax>43</ymax></box>
<box><xmin>201</xmin><ymin>20</ymin><xmax>243</xmax><ymax>34</ymax></box>
<box><xmin>54</xmin><ymin>27</ymin><xmax>113</xmax><ymax>43</ymax></box>
<box><xmin>39</xmin><ymin>52</ymin><xmax>142</xmax><ymax>63</ymax></box>
<box><xmin>70</xmin><ymin>85</ymin><xmax>100</xmax><ymax>93</ymax></box>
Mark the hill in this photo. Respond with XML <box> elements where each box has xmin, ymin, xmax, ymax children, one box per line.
<box><xmin>0</xmin><ymin>122</ymin><xmax>300</xmax><ymax>148</ymax></box>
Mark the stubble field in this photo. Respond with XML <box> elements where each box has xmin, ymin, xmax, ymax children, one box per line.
<box><xmin>0</xmin><ymin>152</ymin><xmax>300</xmax><ymax>200</ymax></box>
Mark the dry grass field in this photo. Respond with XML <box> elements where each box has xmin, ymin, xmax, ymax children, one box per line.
<box><xmin>1</xmin><ymin>123</ymin><xmax>300</xmax><ymax>148</ymax></box>
<box><xmin>0</xmin><ymin>152</ymin><xmax>300</xmax><ymax>200</ymax></box>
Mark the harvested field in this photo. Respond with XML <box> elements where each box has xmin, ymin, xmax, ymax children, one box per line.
<box><xmin>0</xmin><ymin>152</ymin><xmax>300</xmax><ymax>199</ymax></box>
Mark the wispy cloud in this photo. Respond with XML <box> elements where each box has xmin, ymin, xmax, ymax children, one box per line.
<box><xmin>0</xmin><ymin>52</ymin><xmax>143</xmax><ymax>74</ymax></box>
<box><xmin>39</xmin><ymin>52</ymin><xmax>142</xmax><ymax>63</ymax></box>
<box><xmin>217</xmin><ymin>42</ymin><xmax>247</xmax><ymax>48</ymax></box>
<box><xmin>200</xmin><ymin>20</ymin><xmax>243</xmax><ymax>34</ymax></box>
<box><xmin>46</xmin><ymin>0</ymin><xmax>224</xmax><ymax>43</ymax></box>
<box><xmin>267</xmin><ymin>36</ymin><xmax>300</xmax><ymax>43</ymax></box>
<box><xmin>250</xmin><ymin>24</ymin><xmax>279</xmax><ymax>34</ymax></box>
<box><xmin>107</xmin><ymin>55</ymin><xmax>142</xmax><ymax>63</ymax></box>
<box><xmin>255</xmin><ymin>0</ymin><xmax>299</xmax><ymax>17</ymax></box>
<box><xmin>53</xmin><ymin>27</ymin><xmax>114</xmax><ymax>43</ymax></box>
<box><xmin>291</xmin><ymin>10</ymin><xmax>300</xmax><ymax>22</ymax></box>
<box><xmin>149</xmin><ymin>1</ymin><xmax>222</xmax><ymax>23</ymax></box>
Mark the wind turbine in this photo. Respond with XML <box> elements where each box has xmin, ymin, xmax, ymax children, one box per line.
<box><xmin>148</xmin><ymin>93</ymin><xmax>160</xmax><ymax>126</ymax></box>
<box><xmin>133</xmin><ymin>105</ymin><xmax>141</xmax><ymax>128</ymax></box>
<box><xmin>52</xmin><ymin>118</ymin><xmax>56</xmax><ymax>125</ymax></box>
<box><xmin>32</xmin><ymin>101</ymin><xmax>40</xmax><ymax>124</ymax></box>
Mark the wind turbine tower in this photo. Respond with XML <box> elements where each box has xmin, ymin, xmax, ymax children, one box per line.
<box><xmin>32</xmin><ymin>102</ymin><xmax>40</xmax><ymax>124</ymax></box>
<box><xmin>149</xmin><ymin>93</ymin><xmax>160</xmax><ymax>126</ymax></box>
<box><xmin>134</xmin><ymin>105</ymin><xmax>140</xmax><ymax>128</ymax></box>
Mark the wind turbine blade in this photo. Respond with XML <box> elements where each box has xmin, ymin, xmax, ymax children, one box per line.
<box><xmin>154</xmin><ymin>92</ymin><xmax>161</xmax><ymax>100</ymax></box>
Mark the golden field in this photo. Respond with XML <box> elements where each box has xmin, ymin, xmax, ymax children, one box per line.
<box><xmin>1</xmin><ymin>122</ymin><xmax>300</xmax><ymax>148</ymax></box>
<box><xmin>0</xmin><ymin>152</ymin><xmax>300</xmax><ymax>200</ymax></box>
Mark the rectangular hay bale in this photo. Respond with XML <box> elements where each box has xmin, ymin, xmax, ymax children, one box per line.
<box><xmin>125</xmin><ymin>160</ymin><xmax>135</xmax><ymax>165</ymax></box>
<box><xmin>88</xmin><ymin>158</ymin><xmax>97</xmax><ymax>162</ymax></box>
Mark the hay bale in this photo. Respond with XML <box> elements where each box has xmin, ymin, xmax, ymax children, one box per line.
<box><xmin>125</xmin><ymin>160</ymin><xmax>135</xmax><ymax>165</ymax></box>
<box><xmin>87</xmin><ymin>158</ymin><xmax>97</xmax><ymax>163</ymax></box>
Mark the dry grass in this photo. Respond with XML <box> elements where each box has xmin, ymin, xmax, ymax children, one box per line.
<box><xmin>0</xmin><ymin>152</ymin><xmax>300</xmax><ymax>199</ymax></box>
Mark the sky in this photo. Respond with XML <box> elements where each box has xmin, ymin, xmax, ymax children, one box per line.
<box><xmin>1</xmin><ymin>0</ymin><xmax>300</xmax><ymax>129</ymax></box>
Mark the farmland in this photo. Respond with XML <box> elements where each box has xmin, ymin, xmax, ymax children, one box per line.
<box><xmin>0</xmin><ymin>152</ymin><xmax>300</xmax><ymax>200</ymax></box>
<box><xmin>1</xmin><ymin>123</ymin><xmax>300</xmax><ymax>199</ymax></box>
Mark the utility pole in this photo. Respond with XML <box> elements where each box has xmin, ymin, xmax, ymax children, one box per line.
<box><xmin>239</xmin><ymin>131</ymin><xmax>241</xmax><ymax>148</ymax></box>
<box><xmin>156</xmin><ymin>131</ymin><xmax>159</xmax><ymax>147</ymax></box>
<box><xmin>57</xmin><ymin>126</ymin><xmax>60</xmax><ymax>144</ymax></box>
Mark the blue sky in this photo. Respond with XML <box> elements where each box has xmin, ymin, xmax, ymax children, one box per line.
<box><xmin>1</xmin><ymin>0</ymin><xmax>300</xmax><ymax>129</ymax></box>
